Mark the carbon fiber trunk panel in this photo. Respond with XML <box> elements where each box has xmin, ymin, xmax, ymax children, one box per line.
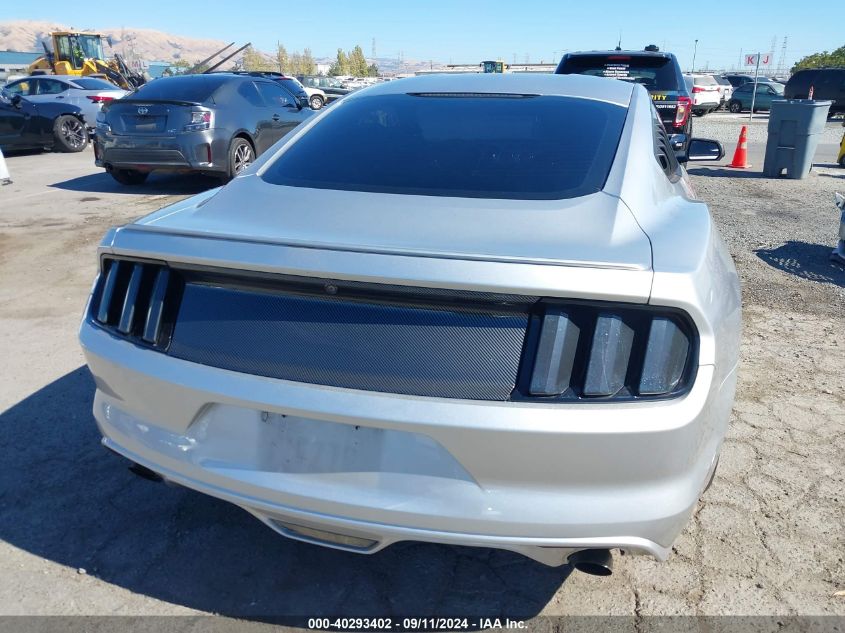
<box><xmin>167</xmin><ymin>281</ymin><xmax>532</xmax><ymax>400</ymax></box>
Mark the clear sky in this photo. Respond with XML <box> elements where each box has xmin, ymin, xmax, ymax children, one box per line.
<box><xmin>6</xmin><ymin>0</ymin><xmax>842</xmax><ymax>71</ymax></box>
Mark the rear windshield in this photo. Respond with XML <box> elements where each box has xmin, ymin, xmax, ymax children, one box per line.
<box><xmin>72</xmin><ymin>77</ymin><xmax>118</xmax><ymax>90</ymax></box>
<box><xmin>261</xmin><ymin>93</ymin><xmax>626</xmax><ymax>200</ymax></box>
<box><xmin>129</xmin><ymin>76</ymin><xmax>228</xmax><ymax>103</ymax></box>
<box><xmin>559</xmin><ymin>55</ymin><xmax>678</xmax><ymax>91</ymax></box>
<box><xmin>692</xmin><ymin>75</ymin><xmax>718</xmax><ymax>86</ymax></box>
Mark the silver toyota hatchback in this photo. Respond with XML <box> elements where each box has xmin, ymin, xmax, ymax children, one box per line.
<box><xmin>79</xmin><ymin>74</ymin><xmax>741</xmax><ymax>572</ymax></box>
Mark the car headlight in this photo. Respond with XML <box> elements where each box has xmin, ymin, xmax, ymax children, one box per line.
<box><xmin>522</xmin><ymin>302</ymin><xmax>697</xmax><ymax>401</ymax></box>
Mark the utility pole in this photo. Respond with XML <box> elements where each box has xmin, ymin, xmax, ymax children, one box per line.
<box><xmin>691</xmin><ymin>39</ymin><xmax>698</xmax><ymax>72</ymax></box>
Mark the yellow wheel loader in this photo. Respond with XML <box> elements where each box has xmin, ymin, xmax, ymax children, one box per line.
<box><xmin>27</xmin><ymin>32</ymin><xmax>146</xmax><ymax>90</ymax></box>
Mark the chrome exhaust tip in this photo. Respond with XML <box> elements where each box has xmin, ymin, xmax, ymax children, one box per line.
<box><xmin>568</xmin><ymin>549</ymin><xmax>613</xmax><ymax>576</ymax></box>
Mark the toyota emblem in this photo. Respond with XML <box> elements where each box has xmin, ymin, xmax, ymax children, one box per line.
<box><xmin>137</xmin><ymin>106</ymin><xmax>149</xmax><ymax>115</ymax></box>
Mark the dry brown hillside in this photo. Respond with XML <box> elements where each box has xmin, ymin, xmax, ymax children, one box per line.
<box><xmin>0</xmin><ymin>20</ymin><xmax>239</xmax><ymax>64</ymax></box>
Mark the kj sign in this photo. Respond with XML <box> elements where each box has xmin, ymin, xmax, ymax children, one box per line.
<box><xmin>745</xmin><ymin>53</ymin><xmax>772</xmax><ymax>66</ymax></box>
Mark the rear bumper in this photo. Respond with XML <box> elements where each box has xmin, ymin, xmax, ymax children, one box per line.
<box><xmin>80</xmin><ymin>315</ymin><xmax>737</xmax><ymax>566</ymax></box>
<box><xmin>94</xmin><ymin>130</ymin><xmax>226</xmax><ymax>173</ymax></box>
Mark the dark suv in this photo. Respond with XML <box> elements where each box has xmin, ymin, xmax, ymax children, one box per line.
<box><xmin>785</xmin><ymin>68</ymin><xmax>845</xmax><ymax>114</ymax></box>
<box><xmin>556</xmin><ymin>47</ymin><xmax>692</xmax><ymax>156</ymax></box>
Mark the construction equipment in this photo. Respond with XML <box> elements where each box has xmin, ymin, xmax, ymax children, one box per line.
<box><xmin>480</xmin><ymin>60</ymin><xmax>506</xmax><ymax>73</ymax></box>
<box><xmin>27</xmin><ymin>32</ymin><xmax>146</xmax><ymax>90</ymax></box>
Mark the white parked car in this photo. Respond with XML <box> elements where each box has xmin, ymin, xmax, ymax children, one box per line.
<box><xmin>683</xmin><ymin>74</ymin><xmax>721</xmax><ymax>116</ymax></box>
<box><xmin>4</xmin><ymin>75</ymin><xmax>127</xmax><ymax>128</ymax></box>
<box><xmin>712</xmin><ymin>75</ymin><xmax>733</xmax><ymax>108</ymax></box>
<box><xmin>80</xmin><ymin>74</ymin><xmax>740</xmax><ymax>573</ymax></box>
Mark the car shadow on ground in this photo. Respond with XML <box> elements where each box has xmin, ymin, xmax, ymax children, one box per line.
<box><xmin>685</xmin><ymin>167</ymin><xmax>763</xmax><ymax>179</ymax></box>
<box><xmin>50</xmin><ymin>171</ymin><xmax>218</xmax><ymax>196</ymax></box>
<box><xmin>0</xmin><ymin>368</ymin><xmax>571</xmax><ymax>620</ymax></box>
<box><xmin>756</xmin><ymin>241</ymin><xmax>845</xmax><ymax>287</ymax></box>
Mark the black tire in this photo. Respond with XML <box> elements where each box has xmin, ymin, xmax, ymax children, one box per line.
<box><xmin>108</xmin><ymin>168</ymin><xmax>149</xmax><ymax>185</ymax></box>
<box><xmin>309</xmin><ymin>95</ymin><xmax>324</xmax><ymax>110</ymax></box>
<box><xmin>224</xmin><ymin>137</ymin><xmax>255</xmax><ymax>181</ymax></box>
<box><xmin>728</xmin><ymin>101</ymin><xmax>742</xmax><ymax>114</ymax></box>
<box><xmin>53</xmin><ymin>115</ymin><xmax>88</xmax><ymax>152</ymax></box>
<box><xmin>693</xmin><ymin>110</ymin><xmax>705</xmax><ymax>117</ymax></box>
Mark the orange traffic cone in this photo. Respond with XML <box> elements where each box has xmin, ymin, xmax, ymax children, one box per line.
<box><xmin>727</xmin><ymin>125</ymin><xmax>751</xmax><ymax>169</ymax></box>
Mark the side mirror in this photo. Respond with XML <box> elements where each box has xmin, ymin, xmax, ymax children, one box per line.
<box><xmin>685</xmin><ymin>138</ymin><xmax>724</xmax><ymax>162</ymax></box>
<box><xmin>11</xmin><ymin>94</ymin><xmax>22</xmax><ymax>108</ymax></box>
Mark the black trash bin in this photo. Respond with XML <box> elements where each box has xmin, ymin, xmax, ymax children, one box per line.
<box><xmin>763</xmin><ymin>99</ymin><xmax>831</xmax><ymax>179</ymax></box>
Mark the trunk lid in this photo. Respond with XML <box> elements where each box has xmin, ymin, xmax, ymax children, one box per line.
<box><xmin>135</xmin><ymin>176</ymin><xmax>652</xmax><ymax>271</ymax></box>
<box><xmin>105</xmin><ymin>99</ymin><xmax>195</xmax><ymax>135</ymax></box>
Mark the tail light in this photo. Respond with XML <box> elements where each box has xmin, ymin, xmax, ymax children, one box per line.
<box><xmin>691</xmin><ymin>86</ymin><xmax>704</xmax><ymax>93</ymax></box>
<box><xmin>675</xmin><ymin>96</ymin><xmax>691</xmax><ymax>126</ymax></box>
<box><xmin>184</xmin><ymin>110</ymin><xmax>213</xmax><ymax>132</ymax></box>
<box><xmin>523</xmin><ymin>302</ymin><xmax>696</xmax><ymax>400</ymax></box>
<box><xmin>86</xmin><ymin>95</ymin><xmax>114</xmax><ymax>104</ymax></box>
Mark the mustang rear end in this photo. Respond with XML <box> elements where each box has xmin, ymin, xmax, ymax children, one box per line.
<box><xmin>80</xmin><ymin>74</ymin><xmax>740</xmax><ymax>569</ymax></box>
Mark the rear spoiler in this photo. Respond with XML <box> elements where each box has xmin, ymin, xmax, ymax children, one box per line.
<box><xmin>116</xmin><ymin>99</ymin><xmax>201</xmax><ymax>106</ymax></box>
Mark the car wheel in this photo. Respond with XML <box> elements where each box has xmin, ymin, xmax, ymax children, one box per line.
<box><xmin>53</xmin><ymin>115</ymin><xmax>88</xmax><ymax>153</ymax></box>
<box><xmin>309</xmin><ymin>95</ymin><xmax>324</xmax><ymax>110</ymax></box>
<box><xmin>693</xmin><ymin>110</ymin><xmax>704</xmax><ymax>117</ymax></box>
<box><xmin>226</xmin><ymin>137</ymin><xmax>254</xmax><ymax>180</ymax></box>
<box><xmin>729</xmin><ymin>101</ymin><xmax>742</xmax><ymax>113</ymax></box>
<box><xmin>108</xmin><ymin>167</ymin><xmax>149</xmax><ymax>185</ymax></box>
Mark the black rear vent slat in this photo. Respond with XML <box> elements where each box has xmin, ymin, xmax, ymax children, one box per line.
<box><xmin>142</xmin><ymin>268</ymin><xmax>170</xmax><ymax>344</ymax></box>
<box><xmin>118</xmin><ymin>264</ymin><xmax>144</xmax><ymax>334</ymax></box>
<box><xmin>91</xmin><ymin>257</ymin><xmax>175</xmax><ymax>350</ymax></box>
<box><xmin>97</xmin><ymin>260</ymin><xmax>121</xmax><ymax>324</ymax></box>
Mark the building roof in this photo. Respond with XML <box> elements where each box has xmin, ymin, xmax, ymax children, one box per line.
<box><xmin>0</xmin><ymin>50</ymin><xmax>41</xmax><ymax>66</ymax></box>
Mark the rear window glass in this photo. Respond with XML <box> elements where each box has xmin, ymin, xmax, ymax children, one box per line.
<box><xmin>72</xmin><ymin>77</ymin><xmax>117</xmax><ymax>90</ymax></box>
<box><xmin>129</xmin><ymin>76</ymin><xmax>228</xmax><ymax>103</ymax></box>
<box><xmin>261</xmin><ymin>93</ymin><xmax>626</xmax><ymax>200</ymax></box>
<box><xmin>692</xmin><ymin>75</ymin><xmax>718</xmax><ymax>86</ymax></box>
<box><xmin>558</xmin><ymin>55</ymin><xmax>678</xmax><ymax>91</ymax></box>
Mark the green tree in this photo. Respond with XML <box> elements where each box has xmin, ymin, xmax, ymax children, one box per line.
<box><xmin>302</xmin><ymin>48</ymin><xmax>316</xmax><ymax>75</ymax></box>
<box><xmin>347</xmin><ymin>45</ymin><xmax>368</xmax><ymax>76</ymax></box>
<box><xmin>366</xmin><ymin>62</ymin><xmax>379</xmax><ymax>77</ymax></box>
<box><xmin>290</xmin><ymin>51</ymin><xmax>303</xmax><ymax>75</ymax></box>
<box><xmin>276</xmin><ymin>42</ymin><xmax>289</xmax><ymax>73</ymax></box>
<box><xmin>329</xmin><ymin>48</ymin><xmax>349</xmax><ymax>76</ymax></box>
<box><xmin>791</xmin><ymin>45</ymin><xmax>845</xmax><ymax>73</ymax></box>
<box><xmin>242</xmin><ymin>45</ymin><xmax>274</xmax><ymax>72</ymax></box>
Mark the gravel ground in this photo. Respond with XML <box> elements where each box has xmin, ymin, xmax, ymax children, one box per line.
<box><xmin>0</xmin><ymin>143</ymin><xmax>843</xmax><ymax>626</ymax></box>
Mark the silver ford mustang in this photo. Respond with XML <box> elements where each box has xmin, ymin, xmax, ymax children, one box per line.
<box><xmin>79</xmin><ymin>74</ymin><xmax>741</xmax><ymax>573</ymax></box>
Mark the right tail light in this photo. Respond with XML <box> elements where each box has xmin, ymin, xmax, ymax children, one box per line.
<box><xmin>675</xmin><ymin>96</ymin><xmax>692</xmax><ymax>126</ymax></box>
<box><xmin>520</xmin><ymin>302</ymin><xmax>697</xmax><ymax>401</ymax></box>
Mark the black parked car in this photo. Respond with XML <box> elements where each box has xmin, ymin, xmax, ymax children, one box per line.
<box><xmin>94</xmin><ymin>74</ymin><xmax>313</xmax><ymax>185</ymax></box>
<box><xmin>0</xmin><ymin>88</ymin><xmax>88</xmax><ymax>153</ymax></box>
<box><xmin>218</xmin><ymin>71</ymin><xmax>310</xmax><ymax>109</ymax></box>
<box><xmin>555</xmin><ymin>46</ymin><xmax>692</xmax><ymax>156</ymax></box>
<box><xmin>722</xmin><ymin>74</ymin><xmax>783</xmax><ymax>89</ymax></box>
<box><xmin>785</xmin><ymin>68</ymin><xmax>845</xmax><ymax>114</ymax></box>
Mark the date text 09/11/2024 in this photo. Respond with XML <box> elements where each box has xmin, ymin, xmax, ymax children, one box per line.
<box><xmin>307</xmin><ymin>618</ymin><xmax>528</xmax><ymax>630</ymax></box>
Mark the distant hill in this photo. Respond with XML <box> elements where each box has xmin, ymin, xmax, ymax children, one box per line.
<box><xmin>0</xmin><ymin>20</ymin><xmax>240</xmax><ymax>66</ymax></box>
<box><xmin>0</xmin><ymin>19</ymin><xmax>441</xmax><ymax>75</ymax></box>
